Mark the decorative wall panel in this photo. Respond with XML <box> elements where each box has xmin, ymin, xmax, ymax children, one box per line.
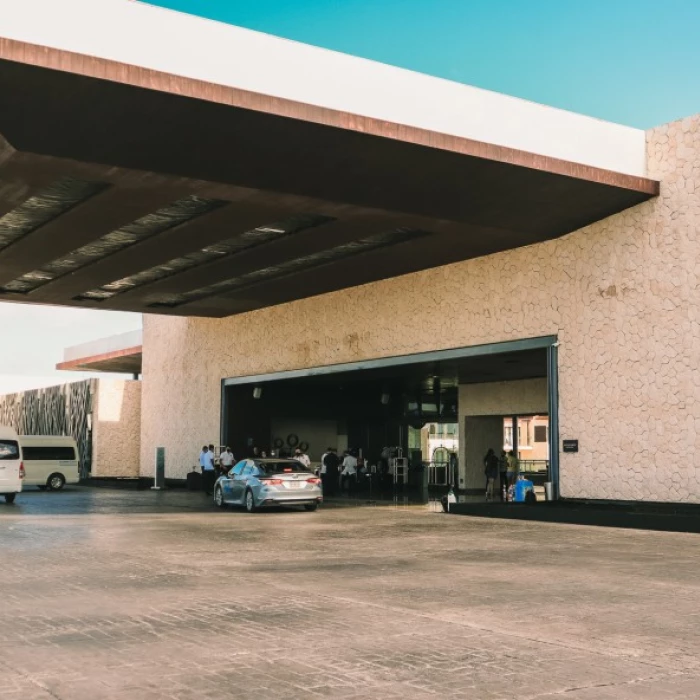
<box><xmin>0</xmin><ymin>380</ymin><xmax>94</xmax><ymax>477</ymax></box>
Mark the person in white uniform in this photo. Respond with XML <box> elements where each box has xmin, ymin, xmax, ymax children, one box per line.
<box><xmin>219</xmin><ymin>447</ymin><xmax>235</xmax><ymax>474</ymax></box>
<box><xmin>341</xmin><ymin>451</ymin><xmax>358</xmax><ymax>493</ymax></box>
<box><xmin>293</xmin><ymin>447</ymin><xmax>311</xmax><ymax>469</ymax></box>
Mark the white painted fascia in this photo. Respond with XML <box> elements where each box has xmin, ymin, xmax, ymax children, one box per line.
<box><xmin>0</xmin><ymin>0</ymin><xmax>647</xmax><ymax>176</ymax></box>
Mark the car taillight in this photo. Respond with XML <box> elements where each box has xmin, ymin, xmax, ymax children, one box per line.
<box><xmin>261</xmin><ymin>479</ymin><xmax>283</xmax><ymax>486</ymax></box>
<box><xmin>19</xmin><ymin>462</ymin><xmax>25</xmax><ymax>479</ymax></box>
<box><xmin>307</xmin><ymin>477</ymin><xmax>321</xmax><ymax>485</ymax></box>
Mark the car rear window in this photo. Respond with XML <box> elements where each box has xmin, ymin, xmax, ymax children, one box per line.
<box><xmin>259</xmin><ymin>461</ymin><xmax>312</xmax><ymax>474</ymax></box>
<box><xmin>0</xmin><ymin>440</ymin><xmax>20</xmax><ymax>460</ymax></box>
<box><xmin>22</xmin><ymin>446</ymin><xmax>76</xmax><ymax>461</ymax></box>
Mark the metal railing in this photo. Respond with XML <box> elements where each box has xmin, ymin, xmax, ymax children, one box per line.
<box><xmin>518</xmin><ymin>460</ymin><xmax>549</xmax><ymax>473</ymax></box>
<box><xmin>428</xmin><ymin>461</ymin><xmax>457</xmax><ymax>486</ymax></box>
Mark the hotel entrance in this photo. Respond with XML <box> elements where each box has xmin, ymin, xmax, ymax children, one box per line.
<box><xmin>221</xmin><ymin>336</ymin><xmax>560</xmax><ymax>500</ymax></box>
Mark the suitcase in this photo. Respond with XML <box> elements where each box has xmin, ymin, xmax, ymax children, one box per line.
<box><xmin>186</xmin><ymin>469</ymin><xmax>202</xmax><ymax>491</ymax></box>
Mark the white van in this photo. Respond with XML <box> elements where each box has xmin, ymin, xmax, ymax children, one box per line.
<box><xmin>0</xmin><ymin>425</ymin><xmax>24</xmax><ymax>504</ymax></box>
<box><xmin>19</xmin><ymin>435</ymin><xmax>80</xmax><ymax>491</ymax></box>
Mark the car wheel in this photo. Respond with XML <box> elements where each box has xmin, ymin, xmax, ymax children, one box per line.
<box><xmin>4</xmin><ymin>493</ymin><xmax>16</xmax><ymax>504</ymax></box>
<box><xmin>304</xmin><ymin>503</ymin><xmax>319</xmax><ymax>512</ymax></box>
<box><xmin>47</xmin><ymin>473</ymin><xmax>66</xmax><ymax>491</ymax></box>
<box><xmin>214</xmin><ymin>486</ymin><xmax>226</xmax><ymax>508</ymax></box>
<box><xmin>245</xmin><ymin>489</ymin><xmax>258</xmax><ymax>513</ymax></box>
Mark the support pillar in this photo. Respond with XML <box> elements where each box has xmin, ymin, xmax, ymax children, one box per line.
<box><xmin>547</xmin><ymin>343</ymin><xmax>560</xmax><ymax>499</ymax></box>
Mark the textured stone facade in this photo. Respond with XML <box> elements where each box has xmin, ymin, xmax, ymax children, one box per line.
<box><xmin>459</xmin><ymin>379</ymin><xmax>548</xmax><ymax>418</ymax></box>
<box><xmin>92</xmin><ymin>379</ymin><xmax>141</xmax><ymax>478</ymax></box>
<box><xmin>141</xmin><ymin>115</ymin><xmax>700</xmax><ymax>502</ymax></box>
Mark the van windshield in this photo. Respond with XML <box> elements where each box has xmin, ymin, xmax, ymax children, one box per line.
<box><xmin>0</xmin><ymin>440</ymin><xmax>20</xmax><ymax>460</ymax></box>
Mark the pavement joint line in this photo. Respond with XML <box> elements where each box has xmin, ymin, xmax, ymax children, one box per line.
<box><xmin>0</xmin><ymin>658</ymin><xmax>64</xmax><ymax>700</ymax></box>
<box><xmin>261</xmin><ymin>581</ymin><xmax>671</xmax><ymax>673</ymax></box>
<box><xmin>520</xmin><ymin>670</ymin><xmax>693</xmax><ymax>699</ymax></box>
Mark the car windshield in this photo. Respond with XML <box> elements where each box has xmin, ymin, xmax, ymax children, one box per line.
<box><xmin>0</xmin><ymin>440</ymin><xmax>19</xmax><ymax>460</ymax></box>
<box><xmin>258</xmin><ymin>461</ymin><xmax>312</xmax><ymax>474</ymax></box>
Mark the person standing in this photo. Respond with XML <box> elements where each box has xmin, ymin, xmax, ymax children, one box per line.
<box><xmin>484</xmin><ymin>449</ymin><xmax>499</xmax><ymax>502</ymax></box>
<box><xmin>220</xmin><ymin>447</ymin><xmax>235</xmax><ymax>474</ymax></box>
<box><xmin>202</xmin><ymin>444</ymin><xmax>216</xmax><ymax>495</ymax></box>
<box><xmin>293</xmin><ymin>447</ymin><xmax>311</xmax><ymax>469</ymax></box>
<box><xmin>322</xmin><ymin>448</ymin><xmax>341</xmax><ymax>497</ymax></box>
<box><xmin>498</xmin><ymin>450</ymin><xmax>508</xmax><ymax>501</ymax></box>
<box><xmin>506</xmin><ymin>450</ymin><xmax>520</xmax><ymax>499</ymax></box>
<box><xmin>483</xmin><ymin>449</ymin><xmax>494</xmax><ymax>493</ymax></box>
<box><xmin>341</xmin><ymin>450</ymin><xmax>358</xmax><ymax>493</ymax></box>
<box><xmin>199</xmin><ymin>445</ymin><xmax>208</xmax><ymax>471</ymax></box>
<box><xmin>319</xmin><ymin>448</ymin><xmax>329</xmax><ymax>480</ymax></box>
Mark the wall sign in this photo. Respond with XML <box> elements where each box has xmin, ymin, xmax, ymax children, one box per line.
<box><xmin>563</xmin><ymin>439</ymin><xmax>579</xmax><ymax>453</ymax></box>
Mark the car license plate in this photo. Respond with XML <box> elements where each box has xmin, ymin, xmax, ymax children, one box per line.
<box><xmin>287</xmin><ymin>481</ymin><xmax>300</xmax><ymax>489</ymax></box>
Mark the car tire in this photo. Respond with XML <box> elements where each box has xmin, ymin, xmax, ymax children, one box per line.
<box><xmin>245</xmin><ymin>489</ymin><xmax>258</xmax><ymax>513</ymax></box>
<box><xmin>304</xmin><ymin>503</ymin><xmax>319</xmax><ymax>512</ymax></box>
<box><xmin>47</xmin><ymin>473</ymin><xmax>66</xmax><ymax>491</ymax></box>
<box><xmin>4</xmin><ymin>493</ymin><xmax>16</xmax><ymax>504</ymax></box>
<box><xmin>214</xmin><ymin>486</ymin><xmax>226</xmax><ymax>508</ymax></box>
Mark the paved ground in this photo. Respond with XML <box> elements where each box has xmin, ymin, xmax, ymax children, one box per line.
<box><xmin>2</xmin><ymin>487</ymin><xmax>700</xmax><ymax>699</ymax></box>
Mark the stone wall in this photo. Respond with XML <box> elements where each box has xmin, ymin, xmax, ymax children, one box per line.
<box><xmin>459</xmin><ymin>379</ymin><xmax>548</xmax><ymax>417</ymax></box>
<box><xmin>141</xmin><ymin>114</ymin><xmax>700</xmax><ymax>502</ymax></box>
<box><xmin>92</xmin><ymin>380</ymin><xmax>141</xmax><ymax>478</ymax></box>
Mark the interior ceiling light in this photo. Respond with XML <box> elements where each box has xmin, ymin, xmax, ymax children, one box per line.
<box><xmin>0</xmin><ymin>177</ymin><xmax>108</xmax><ymax>254</ymax></box>
<box><xmin>0</xmin><ymin>195</ymin><xmax>226</xmax><ymax>295</ymax></box>
<box><xmin>146</xmin><ymin>227</ymin><xmax>431</xmax><ymax>309</ymax></box>
<box><xmin>73</xmin><ymin>214</ymin><xmax>334</xmax><ymax>302</ymax></box>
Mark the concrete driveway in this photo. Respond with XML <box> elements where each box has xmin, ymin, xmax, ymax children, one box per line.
<box><xmin>1</xmin><ymin>486</ymin><xmax>699</xmax><ymax>699</ymax></box>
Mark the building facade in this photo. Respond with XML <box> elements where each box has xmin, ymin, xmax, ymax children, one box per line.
<box><xmin>0</xmin><ymin>0</ymin><xmax>697</xmax><ymax>504</ymax></box>
<box><xmin>140</xmin><ymin>115</ymin><xmax>700</xmax><ymax>503</ymax></box>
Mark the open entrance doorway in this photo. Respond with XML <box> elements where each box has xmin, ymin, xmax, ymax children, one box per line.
<box><xmin>221</xmin><ymin>336</ymin><xmax>559</xmax><ymax>500</ymax></box>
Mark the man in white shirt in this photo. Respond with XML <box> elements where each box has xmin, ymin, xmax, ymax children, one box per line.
<box><xmin>220</xmin><ymin>447</ymin><xmax>235</xmax><ymax>474</ymax></box>
<box><xmin>293</xmin><ymin>448</ymin><xmax>311</xmax><ymax>469</ymax></box>
<box><xmin>202</xmin><ymin>444</ymin><xmax>216</xmax><ymax>495</ymax></box>
<box><xmin>341</xmin><ymin>451</ymin><xmax>358</xmax><ymax>493</ymax></box>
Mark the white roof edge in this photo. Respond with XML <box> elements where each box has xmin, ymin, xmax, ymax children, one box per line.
<box><xmin>63</xmin><ymin>329</ymin><xmax>143</xmax><ymax>363</ymax></box>
<box><xmin>2</xmin><ymin>0</ymin><xmax>648</xmax><ymax>177</ymax></box>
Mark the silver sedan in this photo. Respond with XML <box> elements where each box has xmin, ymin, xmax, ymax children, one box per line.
<box><xmin>214</xmin><ymin>458</ymin><xmax>323</xmax><ymax>512</ymax></box>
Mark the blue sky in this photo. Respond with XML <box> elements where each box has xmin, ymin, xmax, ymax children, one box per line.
<box><xmin>149</xmin><ymin>0</ymin><xmax>700</xmax><ymax>129</ymax></box>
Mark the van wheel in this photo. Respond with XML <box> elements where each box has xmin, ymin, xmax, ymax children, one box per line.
<box><xmin>47</xmin><ymin>473</ymin><xmax>66</xmax><ymax>491</ymax></box>
<box><xmin>4</xmin><ymin>494</ymin><xmax>16</xmax><ymax>504</ymax></box>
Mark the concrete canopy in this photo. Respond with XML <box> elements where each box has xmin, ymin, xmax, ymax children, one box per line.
<box><xmin>56</xmin><ymin>330</ymin><xmax>143</xmax><ymax>375</ymax></box>
<box><xmin>0</xmin><ymin>0</ymin><xmax>658</xmax><ymax>318</ymax></box>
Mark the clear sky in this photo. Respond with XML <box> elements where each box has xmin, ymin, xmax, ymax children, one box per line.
<box><xmin>148</xmin><ymin>0</ymin><xmax>700</xmax><ymax>129</ymax></box>
<box><xmin>2</xmin><ymin>0</ymin><xmax>699</xmax><ymax>395</ymax></box>
<box><xmin>0</xmin><ymin>303</ymin><xmax>141</xmax><ymax>395</ymax></box>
